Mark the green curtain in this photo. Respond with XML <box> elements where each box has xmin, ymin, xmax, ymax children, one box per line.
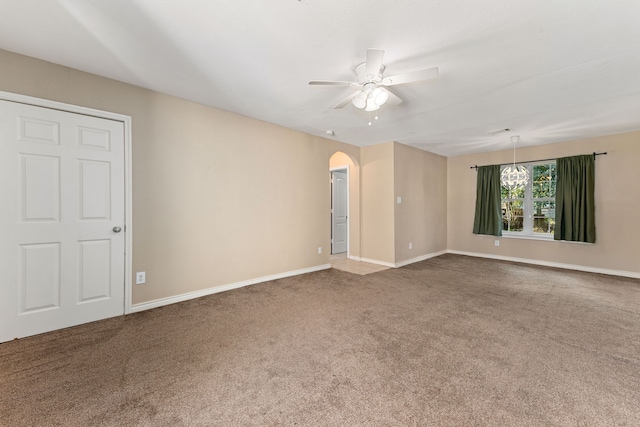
<box><xmin>473</xmin><ymin>165</ymin><xmax>502</xmax><ymax>236</ymax></box>
<box><xmin>554</xmin><ymin>154</ymin><xmax>596</xmax><ymax>243</ymax></box>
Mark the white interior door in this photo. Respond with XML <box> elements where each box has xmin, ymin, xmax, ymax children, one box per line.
<box><xmin>331</xmin><ymin>169</ymin><xmax>348</xmax><ymax>254</ymax></box>
<box><xmin>0</xmin><ymin>100</ymin><xmax>125</xmax><ymax>342</ymax></box>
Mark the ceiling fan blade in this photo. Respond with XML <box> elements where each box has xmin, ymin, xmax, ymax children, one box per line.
<box><xmin>381</xmin><ymin>67</ymin><xmax>439</xmax><ymax>86</ymax></box>
<box><xmin>383</xmin><ymin>88</ymin><xmax>403</xmax><ymax>106</ymax></box>
<box><xmin>333</xmin><ymin>92</ymin><xmax>357</xmax><ymax>109</ymax></box>
<box><xmin>365</xmin><ymin>48</ymin><xmax>385</xmax><ymax>78</ymax></box>
<box><xmin>308</xmin><ymin>80</ymin><xmax>355</xmax><ymax>86</ymax></box>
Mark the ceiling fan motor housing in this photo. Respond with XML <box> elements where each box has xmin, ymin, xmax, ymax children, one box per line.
<box><xmin>354</xmin><ymin>62</ymin><xmax>385</xmax><ymax>85</ymax></box>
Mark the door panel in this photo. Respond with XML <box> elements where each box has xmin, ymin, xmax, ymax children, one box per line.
<box><xmin>0</xmin><ymin>100</ymin><xmax>125</xmax><ymax>342</ymax></box>
<box><xmin>331</xmin><ymin>170</ymin><xmax>348</xmax><ymax>254</ymax></box>
<box><xmin>18</xmin><ymin>116</ymin><xmax>59</xmax><ymax>144</ymax></box>
<box><xmin>20</xmin><ymin>243</ymin><xmax>61</xmax><ymax>313</ymax></box>
<box><xmin>79</xmin><ymin>160</ymin><xmax>111</xmax><ymax>220</ymax></box>
<box><xmin>21</xmin><ymin>154</ymin><xmax>61</xmax><ymax>221</ymax></box>
<box><xmin>78</xmin><ymin>239</ymin><xmax>112</xmax><ymax>302</ymax></box>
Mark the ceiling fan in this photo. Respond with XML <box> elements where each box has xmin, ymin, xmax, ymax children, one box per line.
<box><xmin>309</xmin><ymin>48</ymin><xmax>439</xmax><ymax>111</ymax></box>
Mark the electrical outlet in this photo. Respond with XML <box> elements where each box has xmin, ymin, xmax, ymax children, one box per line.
<box><xmin>318</xmin><ymin>247</ymin><xmax>322</xmax><ymax>254</ymax></box>
<box><xmin>494</xmin><ymin>240</ymin><xmax>500</xmax><ymax>247</ymax></box>
<box><xmin>409</xmin><ymin>242</ymin><xmax>413</xmax><ymax>250</ymax></box>
<box><xmin>136</xmin><ymin>271</ymin><xmax>146</xmax><ymax>284</ymax></box>
<box><xmin>397</xmin><ymin>196</ymin><xmax>402</xmax><ymax>204</ymax></box>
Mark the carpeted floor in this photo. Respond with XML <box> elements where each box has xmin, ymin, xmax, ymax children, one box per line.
<box><xmin>1</xmin><ymin>254</ymin><xmax>639</xmax><ymax>426</ymax></box>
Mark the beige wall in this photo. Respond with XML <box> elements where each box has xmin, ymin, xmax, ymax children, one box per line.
<box><xmin>329</xmin><ymin>152</ymin><xmax>361</xmax><ymax>258</ymax></box>
<box><xmin>360</xmin><ymin>142</ymin><xmax>449</xmax><ymax>265</ymax></box>
<box><xmin>394</xmin><ymin>142</ymin><xmax>448</xmax><ymax>263</ymax></box>
<box><xmin>447</xmin><ymin>131</ymin><xmax>640</xmax><ymax>274</ymax></box>
<box><xmin>361</xmin><ymin>142</ymin><xmax>395</xmax><ymax>263</ymax></box>
<box><xmin>0</xmin><ymin>49</ymin><xmax>361</xmax><ymax>304</ymax></box>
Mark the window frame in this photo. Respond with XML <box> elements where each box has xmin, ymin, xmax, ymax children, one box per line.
<box><xmin>501</xmin><ymin>160</ymin><xmax>556</xmax><ymax>239</ymax></box>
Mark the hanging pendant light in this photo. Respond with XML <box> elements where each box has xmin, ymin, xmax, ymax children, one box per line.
<box><xmin>500</xmin><ymin>135</ymin><xmax>529</xmax><ymax>189</ymax></box>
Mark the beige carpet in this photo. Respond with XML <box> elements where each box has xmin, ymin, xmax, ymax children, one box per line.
<box><xmin>1</xmin><ymin>254</ymin><xmax>639</xmax><ymax>426</ymax></box>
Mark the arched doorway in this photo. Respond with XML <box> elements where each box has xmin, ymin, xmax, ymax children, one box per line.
<box><xmin>329</xmin><ymin>151</ymin><xmax>359</xmax><ymax>258</ymax></box>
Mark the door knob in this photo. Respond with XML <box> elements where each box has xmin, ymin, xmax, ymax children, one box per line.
<box><xmin>113</xmin><ymin>226</ymin><xmax>122</xmax><ymax>233</ymax></box>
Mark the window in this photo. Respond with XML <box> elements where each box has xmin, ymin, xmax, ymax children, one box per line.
<box><xmin>501</xmin><ymin>161</ymin><xmax>556</xmax><ymax>237</ymax></box>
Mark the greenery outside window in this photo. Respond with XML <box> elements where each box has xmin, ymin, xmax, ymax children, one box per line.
<box><xmin>501</xmin><ymin>161</ymin><xmax>556</xmax><ymax>237</ymax></box>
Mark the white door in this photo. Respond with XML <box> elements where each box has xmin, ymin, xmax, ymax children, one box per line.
<box><xmin>0</xmin><ymin>100</ymin><xmax>125</xmax><ymax>342</ymax></box>
<box><xmin>331</xmin><ymin>169</ymin><xmax>348</xmax><ymax>254</ymax></box>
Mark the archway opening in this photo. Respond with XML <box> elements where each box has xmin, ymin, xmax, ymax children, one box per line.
<box><xmin>329</xmin><ymin>151</ymin><xmax>359</xmax><ymax>258</ymax></box>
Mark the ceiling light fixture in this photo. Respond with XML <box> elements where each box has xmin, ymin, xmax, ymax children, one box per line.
<box><xmin>365</xmin><ymin>96</ymin><xmax>380</xmax><ymax>112</ymax></box>
<box><xmin>500</xmin><ymin>135</ymin><xmax>529</xmax><ymax>189</ymax></box>
<box><xmin>352</xmin><ymin>91</ymin><xmax>367</xmax><ymax>109</ymax></box>
<box><xmin>372</xmin><ymin>87</ymin><xmax>388</xmax><ymax>105</ymax></box>
<box><xmin>352</xmin><ymin>82</ymin><xmax>389</xmax><ymax>111</ymax></box>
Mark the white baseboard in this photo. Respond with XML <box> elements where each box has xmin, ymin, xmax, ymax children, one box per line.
<box><xmin>348</xmin><ymin>255</ymin><xmax>361</xmax><ymax>262</ymax></box>
<box><xmin>394</xmin><ymin>250</ymin><xmax>448</xmax><ymax>268</ymax></box>
<box><xmin>358</xmin><ymin>257</ymin><xmax>396</xmax><ymax>268</ymax></box>
<box><xmin>447</xmin><ymin>250</ymin><xmax>640</xmax><ymax>279</ymax></box>
<box><xmin>130</xmin><ymin>263</ymin><xmax>331</xmax><ymax>313</ymax></box>
<box><xmin>359</xmin><ymin>250</ymin><xmax>449</xmax><ymax>269</ymax></box>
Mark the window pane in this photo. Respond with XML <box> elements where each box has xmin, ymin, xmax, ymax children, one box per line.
<box><xmin>533</xmin><ymin>217</ymin><xmax>554</xmax><ymax>234</ymax></box>
<box><xmin>502</xmin><ymin>200</ymin><xmax>524</xmax><ymax>232</ymax></box>
<box><xmin>501</xmin><ymin>185</ymin><xmax>510</xmax><ymax>199</ymax></box>
<box><xmin>533</xmin><ymin>163</ymin><xmax>555</xmax><ymax>198</ymax></box>
<box><xmin>549</xmin><ymin>163</ymin><xmax>556</xmax><ymax>197</ymax></box>
<box><xmin>501</xmin><ymin>186</ymin><xmax>525</xmax><ymax>199</ymax></box>
<box><xmin>533</xmin><ymin>201</ymin><xmax>555</xmax><ymax>234</ymax></box>
<box><xmin>513</xmin><ymin>186</ymin><xmax>525</xmax><ymax>198</ymax></box>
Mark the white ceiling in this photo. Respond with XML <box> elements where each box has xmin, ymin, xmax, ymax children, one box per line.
<box><xmin>1</xmin><ymin>0</ymin><xmax>639</xmax><ymax>156</ymax></box>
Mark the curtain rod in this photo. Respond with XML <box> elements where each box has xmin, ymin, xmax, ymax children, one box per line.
<box><xmin>469</xmin><ymin>152</ymin><xmax>607</xmax><ymax>170</ymax></box>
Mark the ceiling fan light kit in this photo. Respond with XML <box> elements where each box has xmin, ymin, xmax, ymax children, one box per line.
<box><xmin>353</xmin><ymin>85</ymin><xmax>389</xmax><ymax>111</ymax></box>
<box><xmin>372</xmin><ymin>87</ymin><xmax>389</xmax><ymax>105</ymax></box>
<box><xmin>352</xmin><ymin>91</ymin><xmax>367</xmax><ymax>109</ymax></box>
<box><xmin>364</xmin><ymin>96</ymin><xmax>380</xmax><ymax>111</ymax></box>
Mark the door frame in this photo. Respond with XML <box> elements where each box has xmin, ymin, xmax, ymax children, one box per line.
<box><xmin>330</xmin><ymin>166</ymin><xmax>349</xmax><ymax>257</ymax></box>
<box><xmin>0</xmin><ymin>90</ymin><xmax>134</xmax><ymax>314</ymax></box>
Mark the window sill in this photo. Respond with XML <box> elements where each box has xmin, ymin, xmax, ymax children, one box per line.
<box><xmin>499</xmin><ymin>233</ymin><xmax>593</xmax><ymax>245</ymax></box>
<box><xmin>501</xmin><ymin>233</ymin><xmax>554</xmax><ymax>242</ymax></box>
